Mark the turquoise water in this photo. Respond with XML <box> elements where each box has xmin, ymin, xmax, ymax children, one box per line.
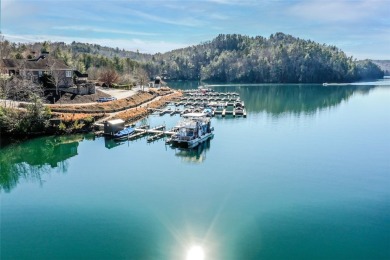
<box><xmin>1</xmin><ymin>82</ymin><xmax>390</xmax><ymax>259</ymax></box>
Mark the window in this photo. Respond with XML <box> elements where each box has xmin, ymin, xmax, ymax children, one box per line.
<box><xmin>38</xmin><ymin>71</ymin><xmax>42</xmax><ymax>77</ymax></box>
<box><xmin>66</xmin><ymin>70</ymin><xmax>72</xmax><ymax>78</ymax></box>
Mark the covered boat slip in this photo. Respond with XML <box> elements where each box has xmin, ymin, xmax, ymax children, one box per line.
<box><xmin>103</xmin><ymin>119</ymin><xmax>126</xmax><ymax>136</ymax></box>
<box><xmin>103</xmin><ymin>119</ymin><xmax>135</xmax><ymax>140</ymax></box>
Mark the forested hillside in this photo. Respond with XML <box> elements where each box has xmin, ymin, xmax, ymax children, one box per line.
<box><xmin>0</xmin><ymin>40</ymin><xmax>149</xmax><ymax>80</ymax></box>
<box><xmin>146</xmin><ymin>33</ymin><xmax>383</xmax><ymax>83</ymax></box>
<box><xmin>372</xmin><ymin>60</ymin><xmax>390</xmax><ymax>75</ymax></box>
<box><xmin>1</xmin><ymin>33</ymin><xmax>384</xmax><ymax>83</ymax></box>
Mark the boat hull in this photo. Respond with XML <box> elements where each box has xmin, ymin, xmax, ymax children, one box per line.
<box><xmin>112</xmin><ymin>127</ymin><xmax>135</xmax><ymax>140</ymax></box>
<box><xmin>170</xmin><ymin>133</ymin><xmax>214</xmax><ymax>148</ymax></box>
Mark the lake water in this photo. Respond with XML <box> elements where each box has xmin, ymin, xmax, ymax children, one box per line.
<box><xmin>1</xmin><ymin>81</ymin><xmax>390</xmax><ymax>259</ymax></box>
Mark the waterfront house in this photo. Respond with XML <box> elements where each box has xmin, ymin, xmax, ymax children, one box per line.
<box><xmin>1</xmin><ymin>53</ymin><xmax>74</xmax><ymax>88</ymax></box>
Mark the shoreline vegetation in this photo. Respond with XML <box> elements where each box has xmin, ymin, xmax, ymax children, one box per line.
<box><xmin>0</xmin><ymin>87</ymin><xmax>182</xmax><ymax>139</ymax></box>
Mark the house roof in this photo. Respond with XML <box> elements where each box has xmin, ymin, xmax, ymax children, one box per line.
<box><xmin>1</xmin><ymin>57</ymin><xmax>71</xmax><ymax>71</ymax></box>
<box><xmin>1</xmin><ymin>59</ymin><xmax>21</xmax><ymax>68</ymax></box>
<box><xmin>74</xmin><ymin>70</ymin><xmax>88</xmax><ymax>77</ymax></box>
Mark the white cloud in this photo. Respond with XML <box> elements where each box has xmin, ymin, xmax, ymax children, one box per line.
<box><xmin>2</xmin><ymin>0</ymin><xmax>389</xmax><ymax>59</ymax></box>
<box><xmin>126</xmin><ymin>9</ymin><xmax>205</xmax><ymax>27</ymax></box>
<box><xmin>287</xmin><ymin>0</ymin><xmax>389</xmax><ymax>23</ymax></box>
<box><xmin>52</xmin><ymin>26</ymin><xmax>159</xmax><ymax>36</ymax></box>
<box><xmin>3</xmin><ymin>33</ymin><xmax>189</xmax><ymax>54</ymax></box>
<box><xmin>1</xmin><ymin>0</ymin><xmax>39</xmax><ymax>22</ymax></box>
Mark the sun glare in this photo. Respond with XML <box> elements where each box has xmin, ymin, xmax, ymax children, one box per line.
<box><xmin>186</xmin><ymin>245</ymin><xmax>205</xmax><ymax>260</ymax></box>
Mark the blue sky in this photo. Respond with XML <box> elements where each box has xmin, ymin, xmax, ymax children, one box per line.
<box><xmin>1</xmin><ymin>0</ymin><xmax>389</xmax><ymax>59</ymax></box>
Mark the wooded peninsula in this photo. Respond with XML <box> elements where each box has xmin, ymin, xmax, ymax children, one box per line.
<box><xmin>1</xmin><ymin>32</ymin><xmax>384</xmax><ymax>84</ymax></box>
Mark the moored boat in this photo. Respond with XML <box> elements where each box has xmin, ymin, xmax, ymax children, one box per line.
<box><xmin>113</xmin><ymin>127</ymin><xmax>135</xmax><ymax>140</ymax></box>
<box><xmin>235</xmin><ymin>106</ymin><xmax>244</xmax><ymax>115</ymax></box>
<box><xmin>202</xmin><ymin>107</ymin><xmax>213</xmax><ymax>117</ymax></box>
<box><xmin>168</xmin><ymin>113</ymin><xmax>214</xmax><ymax>148</ymax></box>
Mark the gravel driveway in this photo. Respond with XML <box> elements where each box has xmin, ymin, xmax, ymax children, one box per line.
<box><xmin>97</xmin><ymin>86</ymin><xmax>143</xmax><ymax>99</ymax></box>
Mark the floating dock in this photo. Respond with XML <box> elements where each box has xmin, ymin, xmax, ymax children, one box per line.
<box><xmin>119</xmin><ymin>124</ymin><xmax>177</xmax><ymax>142</ymax></box>
<box><xmin>159</xmin><ymin>108</ymin><xmax>172</xmax><ymax>116</ymax></box>
<box><xmin>151</xmin><ymin>90</ymin><xmax>247</xmax><ymax>119</ymax></box>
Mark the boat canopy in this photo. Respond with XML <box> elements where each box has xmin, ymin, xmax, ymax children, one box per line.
<box><xmin>178</xmin><ymin>120</ymin><xmax>198</xmax><ymax>129</ymax></box>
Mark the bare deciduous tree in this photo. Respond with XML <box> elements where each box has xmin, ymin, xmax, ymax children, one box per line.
<box><xmin>118</xmin><ymin>73</ymin><xmax>136</xmax><ymax>89</ymax></box>
<box><xmin>1</xmin><ymin>59</ymin><xmax>16</xmax><ymax>108</ymax></box>
<box><xmin>99</xmin><ymin>68</ymin><xmax>119</xmax><ymax>87</ymax></box>
<box><xmin>0</xmin><ymin>33</ymin><xmax>12</xmax><ymax>59</ymax></box>
<box><xmin>0</xmin><ymin>75</ymin><xmax>43</xmax><ymax>108</ymax></box>
<box><xmin>50</xmin><ymin>67</ymin><xmax>62</xmax><ymax>95</ymax></box>
<box><xmin>137</xmin><ymin>68</ymin><xmax>149</xmax><ymax>91</ymax></box>
<box><xmin>12</xmin><ymin>77</ymin><xmax>43</xmax><ymax>101</ymax></box>
<box><xmin>86</xmin><ymin>67</ymin><xmax>101</xmax><ymax>81</ymax></box>
<box><xmin>0</xmin><ymin>75</ymin><xmax>11</xmax><ymax>108</ymax></box>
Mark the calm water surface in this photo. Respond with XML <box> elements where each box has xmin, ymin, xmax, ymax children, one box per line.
<box><xmin>1</xmin><ymin>82</ymin><xmax>390</xmax><ymax>259</ymax></box>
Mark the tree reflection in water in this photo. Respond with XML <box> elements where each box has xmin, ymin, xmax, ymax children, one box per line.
<box><xmin>0</xmin><ymin>135</ymin><xmax>84</xmax><ymax>192</ymax></box>
<box><xmin>169</xmin><ymin>82</ymin><xmax>377</xmax><ymax>116</ymax></box>
<box><xmin>217</xmin><ymin>84</ymin><xmax>376</xmax><ymax>116</ymax></box>
<box><xmin>0</xmin><ymin>83</ymin><xmax>381</xmax><ymax>191</ymax></box>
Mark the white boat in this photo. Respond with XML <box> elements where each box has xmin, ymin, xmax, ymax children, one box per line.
<box><xmin>169</xmin><ymin>113</ymin><xmax>214</xmax><ymax>148</ymax></box>
<box><xmin>235</xmin><ymin>106</ymin><xmax>244</xmax><ymax>115</ymax></box>
<box><xmin>198</xmin><ymin>85</ymin><xmax>213</xmax><ymax>93</ymax></box>
<box><xmin>202</xmin><ymin>108</ymin><xmax>213</xmax><ymax>117</ymax></box>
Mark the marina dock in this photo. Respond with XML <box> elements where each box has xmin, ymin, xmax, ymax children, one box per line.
<box><xmin>98</xmin><ymin>88</ymin><xmax>246</xmax><ymax>144</ymax></box>
<box><xmin>126</xmin><ymin>125</ymin><xmax>177</xmax><ymax>142</ymax></box>
<box><xmin>154</xmin><ymin>89</ymin><xmax>247</xmax><ymax>118</ymax></box>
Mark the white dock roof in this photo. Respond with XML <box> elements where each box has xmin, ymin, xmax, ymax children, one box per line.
<box><xmin>107</xmin><ymin>119</ymin><xmax>125</xmax><ymax>125</ymax></box>
<box><xmin>182</xmin><ymin>113</ymin><xmax>206</xmax><ymax>118</ymax></box>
